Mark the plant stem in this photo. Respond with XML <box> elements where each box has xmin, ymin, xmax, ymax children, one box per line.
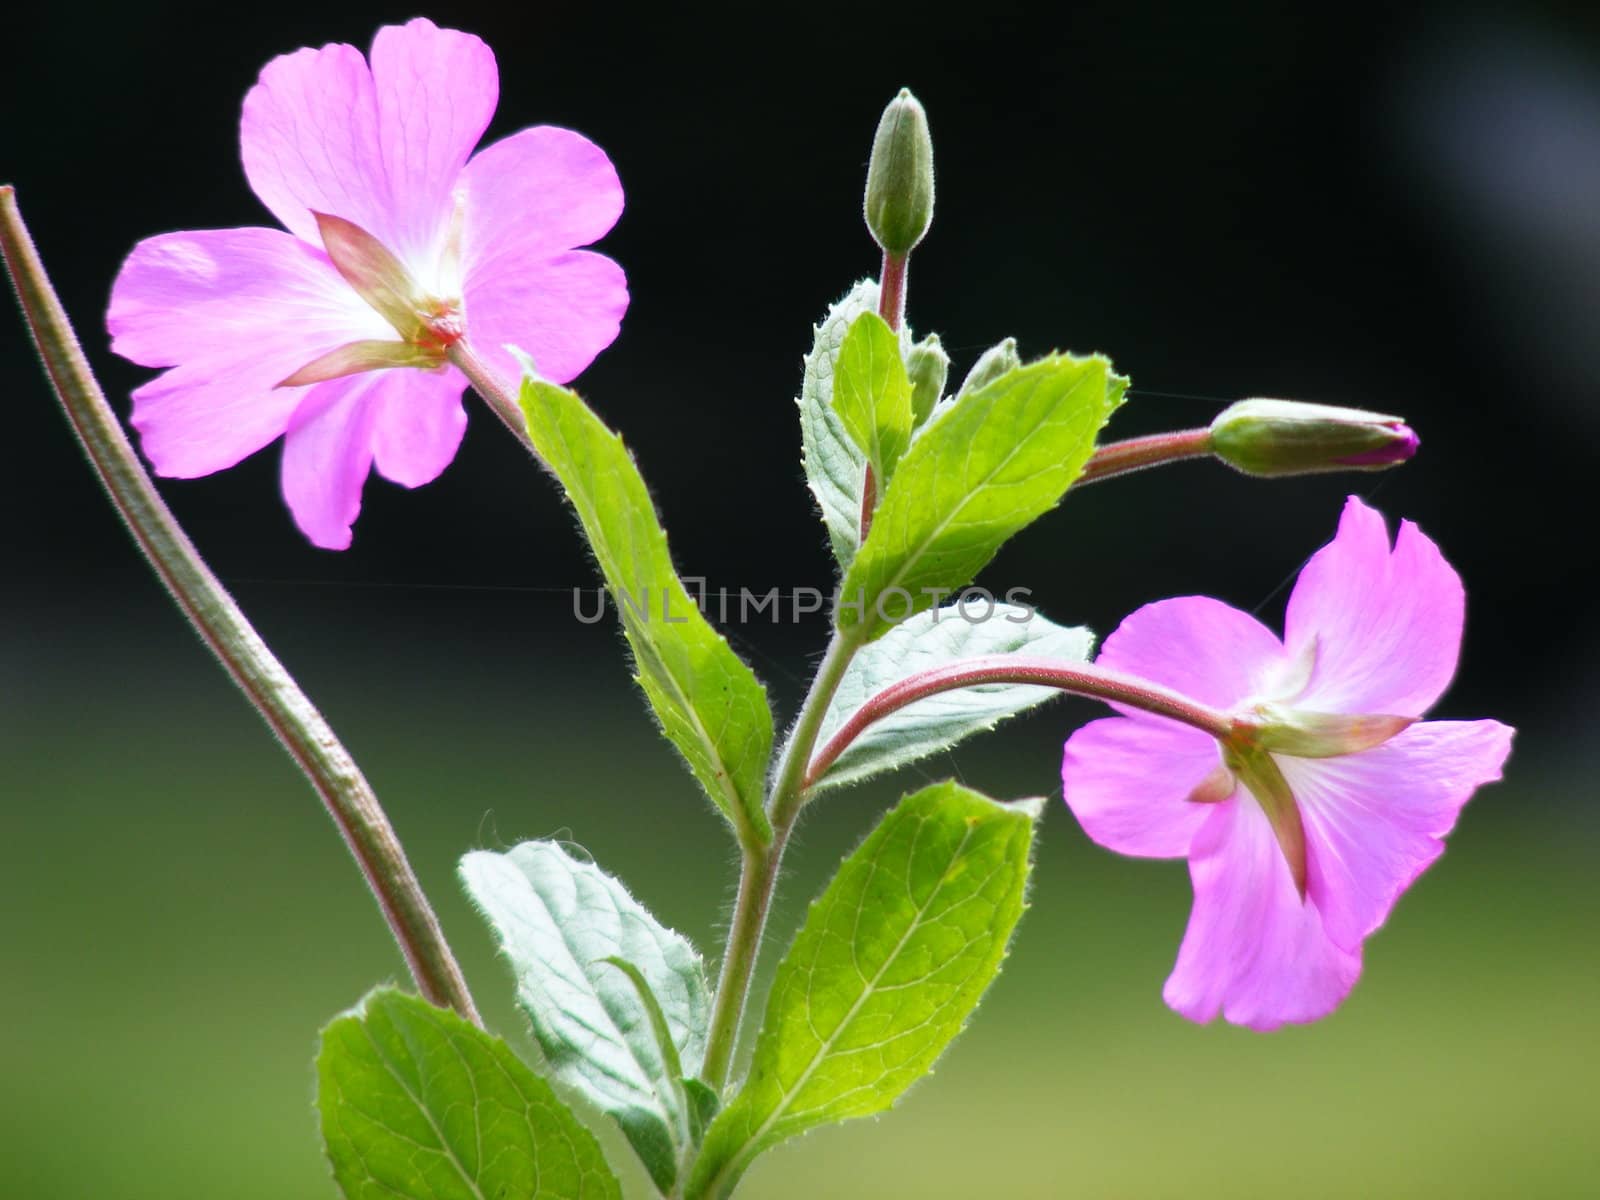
<box><xmin>446</xmin><ymin>339</ymin><xmax>538</xmax><ymax>455</ymax></box>
<box><xmin>878</xmin><ymin>250</ymin><xmax>908</xmax><ymax>332</ymax></box>
<box><xmin>699</xmin><ymin>828</ymin><xmax>787</xmax><ymax>1091</ymax></box>
<box><xmin>1</xmin><ymin>186</ymin><xmax>481</xmax><ymax>1026</ymax></box>
<box><xmin>804</xmin><ymin>652</ymin><xmax>1235</xmax><ymax>789</ymax></box>
<box><xmin>768</xmin><ymin>632</ymin><xmax>862</xmax><ymax>829</ymax></box>
<box><xmin>700</xmin><ymin>631</ymin><xmax>861</xmax><ymax>1091</ymax></box>
<box><xmin>1075</xmin><ymin>428</ymin><xmax>1214</xmax><ymax>486</ymax></box>
<box><xmin>702</xmin><ymin>244</ymin><xmax>911</xmax><ymax>1094</ymax></box>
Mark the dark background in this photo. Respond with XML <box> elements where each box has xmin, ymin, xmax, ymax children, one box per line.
<box><xmin>2</xmin><ymin>3</ymin><xmax>1595</xmax><ymax>1198</ymax></box>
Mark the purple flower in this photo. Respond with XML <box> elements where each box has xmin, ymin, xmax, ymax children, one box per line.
<box><xmin>1061</xmin><ymin>497</ymin><xmax>1513</xmax><ymax>1030</ymax></box>
<box><xmin>107</xmin><ymin>18</ymin><xmax>627</xmax><ymax>548</ymax></box>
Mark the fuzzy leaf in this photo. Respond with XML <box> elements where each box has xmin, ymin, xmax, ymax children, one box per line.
<box><xmin>838</xmin><ymin>354</ymin><xmax>1125</xmax><ymax>641</ymax></box>
<box><xmin>833</xmin><ymin>311</ymin><xmax>913</xmax><ymax>489</ymax></box>
<box><xmin>798</xmin><ymin>280</ymin><xmax>876</xmax><ymax>569</ymax></box>
<box><xmin>685</xmin><ymin>782</ymin><xmax>1038</xmax><ymax>1199</ymax></box>
<box><xmin>317</xmin><ymin>987</ymin><xmax>620</xmax><ymax>1200</ymax></box>
<box><xmin>520</xmin><ymin>376</ymin><xmax>774</xmax><ymax>844</ymax></box>
<box><xmin>812</xmin><ymin>603</ymin><xmax>1094</xmax><ymax>790</ymax></box>
<box><xmin>460</xmin><ymin>842</ymin><xmax>712</xmax><ymax>1193</ymax></box>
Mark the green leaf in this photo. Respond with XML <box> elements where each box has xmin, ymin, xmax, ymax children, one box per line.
<box><xmin>685</xmin><ymin>782</ymin><xmax>1039</xmax><ymax>1199</ymax></box>
<box><xmin>837</xmin><ymin>353</ymin><xmax>1125</xmax><ymax>641</ymax></box>
<box><xmin>832</xmin><ymin>311</ymin><xmax>913</xmax><ymax>489</ymax></box>
<box><xmin>460</xmin><ymin>842</ymin><xmax>712</xmax><ymax>1193</ymax></box>
<box><xmin>520</xmin><ymin>376</ymin><xmax>774</xmax><ymax>844</ymax></box>
<box><xmin>798</xmin><ymin>280</ymin><xmax>876</xmax><ymax>569</ymax></box>
<box><xmin>812</xmin><ymin>602</ymin><xmax>1094</xmax><ymax>790</ymax></box>
<box><xmin>318</xmin><ymin>987</ymin><xmax>620</xmax><ymax>1200</ymax></box>
<box><xmin>682</xmin><ymin>1078</ymin><xmax>722</xmax><ymax>1145</ymax></box>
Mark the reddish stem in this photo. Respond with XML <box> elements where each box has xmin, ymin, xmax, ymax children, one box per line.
<box><xmin>1076</xmin><ymin>428</ymin><xmax>1214</xmax><ymax>487</ymax></box>
<box><xmin>804</xmin><ymin>652</ymin><xmax>1234</xmax><ymax>789</ymax></box>
<box><xmin>878</xmin><ymin>250</ymin><xmax>908</xmax><ymax>332</ymax></box>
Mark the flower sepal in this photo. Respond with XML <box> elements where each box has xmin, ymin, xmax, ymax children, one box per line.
<box><xmin>1239</xmin><ymin>704</ymin><xmax>1416</xmax><ymax>758</ymax></box>
<box><xmin>313</xmin><ymin>211</ymin><xmax>460</xmax><ymax>351</ymax></box>
<box><xmin>277</xmin><ymin>339</ymin><xmax>441</xmax><ymax>388</ymax></box>
<box><xmin>1221</xmin><ymin>742</ymin><xmax>1308</xmax><ymax>897</ymax></box>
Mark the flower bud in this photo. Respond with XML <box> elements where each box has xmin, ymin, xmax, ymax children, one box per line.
<box><xmin>905</xmin><ymin>333</ymin><xmax>949</xmax><ymax>426</ymax></box>
<box><xmin>956</xmin><ymin>337</ymin><xmax>1020</xmax><ymax>398</ymax></box>
<box><xmin>1209</xmin><ymin>398</ymin><xmax>1419</xmax><ymax>477</ymax></box>
<box><xmin>864</xmin><ymin>89</ymin><xmax>935</xmax><ymax>256</ymax></box>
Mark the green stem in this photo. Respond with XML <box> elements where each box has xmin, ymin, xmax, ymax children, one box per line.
<box><xmin>0</xmin><ymin>186</ymin><xmax>481</xmax><ymax>1026</ymax></box>
<box><xmin>700</xmin><ymin>631</ymin><xmax>861</xmax><ymax>1092</ymax></box>
<box><xmin>767</xmin><ymin>632</ymin><xmax>862</xmax><ymax>830</ymax></box>
<box><xmin>701</xmin><ymin>236</ymin><xmax>913</xmax><ymax>1097</ymax></box>
<box><xmin>699</xmin><ymin>831</ymin><xmax>787</xmax><ymax>1092</ymax></box>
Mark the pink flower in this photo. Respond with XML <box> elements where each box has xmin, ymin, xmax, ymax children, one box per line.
<box><xmin>1060</xmin><ymin>497</ymin><xmax>1513</xmax><ymax>1030</ymax></box>
<box><xmin>107</xmin><ymin>18</ymin><xmax>627</xmax><ymax>549</ymax></box>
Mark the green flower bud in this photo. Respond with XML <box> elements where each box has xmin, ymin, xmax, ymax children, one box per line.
<box><xmin>905</xmin><ymin>333</ymin><xmax>949</xmax><ymax>426</ymax></box>
<box><xmin>957</xmin><ymin>337</ymin><xmax>1020</xmax><ymax>398</ymax></box>
<box><xmin>1210</xmin><ymin>398</ymin><xmax>1419</xmax><ymax>478</ymax></box>
<box><xmin>864</xmin><ymin>88</ymin><xmax>935</xmax><ymax>256</ymax></box>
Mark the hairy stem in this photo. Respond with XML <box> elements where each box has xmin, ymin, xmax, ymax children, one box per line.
<box><xmin>1075</xmin><ymin>428</ymin><xmax>1214</xmax><ymax>486</ymax></box>
<box><xmin>699</xmin><ymin>829</ymin><xmax>787</xmax><ymax>1092</ymax></box>
<box><xmin>804</xmin><ymin>652</ymin><xmax>1235</xmax><ymax>789</ymax></box>
<box><xmin>700</xmin><ymin>631</ymin><xmax>862</xmax><ymax>1092</ymax></box>
<box><xmin>878</xmin><ymin>250</ymin><xmax>908</xmax><ymax>332</ymax></box>
<box><xmin>1</xmin><ymin>186</ymin><xmax>481</xmax><ymax>1025</ymax></box>
<box><xmin>447</xmin><ymin>339</ymin><xmax>538</xmax><ymax>455</ymax></box>
<box><xmin>702</xmin><ymin>243</ymin><xmax>912</xmax><ymax>1095</ymax></box>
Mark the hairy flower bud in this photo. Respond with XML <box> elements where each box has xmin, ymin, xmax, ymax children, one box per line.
<box><xmin>957</xmin><ymin>337</ymin><xmax>1020</xmax><ymax>398</ymax></box>
<box><xmin>1210</xmin><ymin>399</ymin><xmax>1419</xmax><ymax>477</ymax></box>
<box><xmin>864</xmin><ymin>89</ymin><xmax>935</xmax><ymax>256</ymax></box>
<box><xmin>905</xmin><ymin>333</ymin><xmax>949</xmax><ymax>426</ymax></box>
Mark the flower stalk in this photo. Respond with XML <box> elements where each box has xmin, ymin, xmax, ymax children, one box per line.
<box><xmin>1075</xmin><ymin>428</ymin><xmax>1215</xmax><ymax>486</ymax></box>
<box><xmin>1</xmin><ymin>186</ymin><xmax>481</xmax><ymax>1025</ymax></box>
<box><xmin>804</xmin><ymin>652</ymin><xmax>1236</xmax><ymax>790</ymax></box>
<box><xmin>447</xmin><ymin>339</ymin><xmax>541</xmax><ymax>454</ymax></box>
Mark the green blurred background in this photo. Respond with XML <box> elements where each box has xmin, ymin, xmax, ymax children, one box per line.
<box><xmin>5</xmin><ymin>1</ymin><xmax>1598</xmax><ymax>1196</ymax></box>
<box><xmin>3</xmin><ymin>618</ymin><xmax>1592</xmax><ymax>1198</ymax></box>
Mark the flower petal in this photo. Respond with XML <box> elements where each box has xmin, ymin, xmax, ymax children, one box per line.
<box><xmin>461</xmin><ymin>126</ymin><xmax>624</xmax><ymax>268</ymax></box>
<box><xmin>371</xmin><ymin>367</ymin><xmax>469</xmax><ymax>488</ymax></box>
<box><xmin>1096</xmin><ymin>595</ymin><xmax>1289</xmax><ymax>712</ymax></box>
<box><xmin>1164</xmin><ymin>795</ymin><xmax>1362</xmax><ymax>1031</ymax></box>
<box><xmin>1061</xmin><ymin>716</ymin><xmax>1221</xmax><ymax>858</ymax></box>
<box><xmin>1284</xmin><ymin>495</ymin><xmax>1464</xmax><ymax>715</ymax></box>
<box><xmin>368</xmin><ymin>18</ymin><xmax>498</xmax><ymax>271</ymax></box>
<box><xmin>240</xmin><ymin>39</ymin><xmax>389</xmax><ymax>247</ymax></box>
<box><xmin>129</xmin><ymin>353</ymin><xmax>308</xmax><ymax>479</ymax></box>
<box><xmin>279</xmin><ymin>373</ymin><xmax>385</xmax><ymax>550</ymax></box>
<box><xmin>108</xmin><ymin>227</ymin><xmax>388</xmax><ymax>368</ymax></box>
<box><xmin>462</xmin><ymin>248</ymin><xmax>627</xmax><ymax>385</ymax></box>
<box><xmin>1281</xmin><ymin>719</ymin><xmax>1513</xmax><ymax>953</ymax></box>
